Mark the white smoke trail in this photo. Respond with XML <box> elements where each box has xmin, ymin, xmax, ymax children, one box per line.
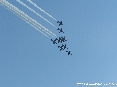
<box><xmin>2</xmin><ymin>1</ymin><xmax>49</xmax><ymax>38</ymax></box>
<box><xmin>16</xmin><ymin>0</ymin><xmax>57</xmax><ymax>28</ymax></box>
<box><xmin>0</xmin><ymin>0</ymin><xmax>57</xmax><ymax>38</ymax></box>
<box><xmin>26</xmin><ymin>21</ymin><xmax>49</xmax><ymax>38</ymax></box>
<box><xmin>0</xmin><ymin>0</ymin><xmax>53</xmax><ymax>38</ymax></box>
<box><xmin>27</xmin><ymin>0</ymin><xmax>57</xmax><ymax>21</ymax></box>
<box><xmin>0</xmin><ymin>0</ymin><xmax>56</xmax><ymax>38</ymax></box>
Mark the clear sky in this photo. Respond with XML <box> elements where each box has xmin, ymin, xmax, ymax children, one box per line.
<box><xmin>0</xmin><ymin>0</ymin><xmax>117</xmax><ymax>87</ymax></box>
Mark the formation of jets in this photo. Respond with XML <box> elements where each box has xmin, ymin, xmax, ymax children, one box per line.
<box><xmin>51</xmin><ymin>21</ymin><xmax>72</xmax><ymax>55</ymax></box>
<box><xmin>51</xmin><ymin>36</ymin><xmax>67</xmax><ymax>44</ymax></box>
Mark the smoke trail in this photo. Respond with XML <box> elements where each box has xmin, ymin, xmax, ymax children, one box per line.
<box><xmin>27</xmin><ymin>0</ymin><xmax>57</xmax><ymax>21</ymax></box>
<box><xmin>0</xmin><ymin>0</ymin><xmax>57</xmax><ymax>38</ymax></box>
<box><xmin>0</xmin><ymin>0</ymin><xmax>53</xmax><ymax>37</ymax></box>
<box><xmin>26</xmin><ymin>20</ymin><xmax>49</xmax><ymax>38</ymax></box>
<box><xmin>16</xmin><ymin>0</ymin><xmax>57</xmax><ymax>28</ymax></box>
<box><xmin>0</xmin><ymin>0</ymin><xmax>56</xmax><ymax>38</ymax></box>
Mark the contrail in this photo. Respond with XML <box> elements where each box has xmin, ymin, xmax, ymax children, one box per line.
<box><xmin>27</xmin><ymin>0</ymin><xmax>57</xmax><ymax>21</ymax></box>
<box><xmin>0</xmin><ymin>0</ymin><xmax>52</xmax><ymax>38</ymax></box>
<box><xmin>0</xmin><ymin>0</ymin><xmax>57</xmax><ymax>38</ymax></box>
<box><xmin>0</xmin><ymin>0</ymin><xmax>56</xmax><ymax>38</ymax></box>
<box><xmin>26</xmin><ymin>21</ymin><xmax>49</xmax><ymax>38</ymax></box>
<box><xmin>16</xmin><ymin>0</ymin><xmax>57</xmax><ymax>28</ymax></box>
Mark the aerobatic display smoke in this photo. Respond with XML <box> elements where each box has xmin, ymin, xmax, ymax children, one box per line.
<box><xmin>0</xmin><ymin>0</ymin><xmax>57</xmax><ymax>38</ymax></box>
<box><xmin>16</xmin><ymin>0</ymin><xmax>57</xmax><ymax>28</ymax></box>
<box><xmin>27</xmin><ymin>0</ymin><xmax>57</xmax><ymax>21</ymax></box>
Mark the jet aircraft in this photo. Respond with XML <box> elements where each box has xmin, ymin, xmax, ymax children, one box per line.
<box><xmin>51</xmin><ymin>38</ymin><xmax>58</xmax><ymax>44</ymax></box>
<box><xmin>58</xmin><ymin>45</ymin><xmax>64</xmax><ymax>51</ymax></box>
<box><xmin>61</xmin><ymin>36</ymin><xmax>67</xmax><ymax>42</ymax></box>
<box><xmin>58</xmin><ymin>44</ymin><xmax>67</xmax><ymax>51</ymax></box>
<box><xmin>57</xmin><ymin>28</ymin><xmax>64</xmax><ymax>33</ymax></box>
<box><xmin>58</xmin><ymin>36</ymin><xmax>67</xmax><ymax>43</ymax></box>
<box><xmin>66</xmin><ymin>50</ymin><xmax>72</xmax><ymax>55</ymax></box>
<box><xmin>62</xmin><ymin>44</ymin><xmax>67</xmax><ymax>50</ymax></box>
<box><xmin>58</xmin><ymin>37</ymin><xmax>63</xmax><ymax>43</ymax></box>
<box><xmin>57</xmin><ymin>21</ymin><xmax>63</xmax><ymax>26</ymax></box>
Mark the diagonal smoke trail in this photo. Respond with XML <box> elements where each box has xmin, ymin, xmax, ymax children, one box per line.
<box><xmin>26</xmin><ymin>21</ymin><xmax>49</xmax><ymax>38</ymax></box>
<box><xmin>0</xmin><ymin>0</ymin><xmax>57</xmax><ymax>38</ymax></box>
<box><xmin>1</xmin><ymin>0</ymin><xmax>56</xmax><ymax>38</ymax></box>
<box><xmin>0</xmin><ymin>0</ymin><xmax>53</xmax><ymax>38</ymax></box>
<box><xmin>27</xmin><ymin>0</ymin><xmax>57</xmax><ymax>21</ymax></box>
<box><xmin>16</xmin><ymin>0</ymin><xmax>57</xmax><ymax>28</ymax></box>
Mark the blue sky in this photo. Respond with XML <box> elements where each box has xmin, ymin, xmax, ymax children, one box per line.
<box><xmin>0</xmin><ymin>0</ymin><xmax>117</xmax><ymax>87</ymax></box>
